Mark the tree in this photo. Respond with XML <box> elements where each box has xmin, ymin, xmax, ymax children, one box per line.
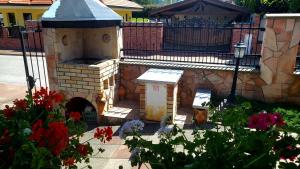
<box><xmin>234</xmin><ymin>0</ymin><xmax>262</xmax><ymax>13</ymax></box>
<box><xmin>288</xmin><ymin>0</ymin><xmax>300</xmax><ymax>13</ymax></box>
<box><xmin>234</xmin><ymin>0</ymin><xmax>290</xmax><ymax>13</ymax></box>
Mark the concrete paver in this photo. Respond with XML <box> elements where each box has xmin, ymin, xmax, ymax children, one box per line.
<box><xmin>0</xmin><ymin>83</ymin><xmax>28</xmax><ymax>109</ymax></box>
<box><xmin>0</xmin><ymin>82</ymin><xmax>195</xmax><ymax>169</ymax></box>
<box><xmin>78</xmin><ymin>120</ymin><xmax>196</xmax><ymax>169</ymax></box>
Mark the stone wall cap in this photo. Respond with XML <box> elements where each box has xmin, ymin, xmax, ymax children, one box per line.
<box><xmin>137</xmin><ymin>68</ymin><xmax>184</xmax><ymax>84</ymax></box>
<box><xmin>265</xmin><ymin>13</ymin><xmax>300</xmax><ymax>18</ymax></box>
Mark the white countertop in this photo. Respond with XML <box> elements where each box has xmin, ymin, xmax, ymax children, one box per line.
<box><xmin>137</xmin><ymin>68</ymin><xmax>184</xmax><ymax>84</ymax></box>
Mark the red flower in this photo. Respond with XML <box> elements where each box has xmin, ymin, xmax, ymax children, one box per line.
<box><xmin>63</xmin><ymin>157</ymin><xmax>75</xmax><ymax>166</ymax></box>
<box><xmin>94</xmin><ymin>127</ymin><xmax>113</xmax><ymax>142</ymax></box>
<box><xmin>69</xmin><ymin>112</ymin><xmax>81</xmax><ymax>122</ymax></box>
<box><xmin>53</xmin><ymin>92</ymin><xmax>64</xmax><ymax>103</ymax></box>
<box><xmin>94</xmin><ymin>128</ymin><xmax>104</xmax><ymax>139</ymax></box>
<box><xmin>29</xmin><ymin>120</ymin><xmax>46</xmax><ymax>146</ymax></box>
<box><xmin>2</xmin><ymin>105</ymin><xmax>15</xmax><ymax>118</ymax></box>
<box><xmin>0</xmin><ymin>129</ymin><xmax>11</xmax><ymax>145</ymax></box>
<box><xmin>76</xmin><ymin>144</ymin><xmax>89</xmax><ymax>157</ymax></box>
<box><xmin>104</xmin><ymin>126</ymin><xmax>113</xmax><ymax>141</ymax></box>
<box><xmin>32</xmin><ymin>88</ymin><xmax>64</xmax><ymax>111</ymax></box>
<box><xmin>29</xmin><ymin>121</ymin><xmax>69</xmax><ymax>156</ymax></box>
<box><xmin>44</xmin><ymin>122</ymin><xmax>69</xmax><ymax>156</ymax></box>
<box><xmin>13</xmin><ymin>99</ymin><xmax>28</xmax><ymax>110</ymax></box>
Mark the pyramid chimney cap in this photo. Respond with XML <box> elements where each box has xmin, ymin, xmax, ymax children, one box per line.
<box><xmin>41</xmin><ymin>0</ymin><xmax>122</xmax><ymax>28</ymax></box>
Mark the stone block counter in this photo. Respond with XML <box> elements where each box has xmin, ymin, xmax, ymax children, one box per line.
<box><xmin>137</xmin><ymin>69</ymin><xmax>184</xmax><ymax>122</ymax></box>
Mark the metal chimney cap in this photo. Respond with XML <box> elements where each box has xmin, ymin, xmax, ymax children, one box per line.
<box><xmin>41</xmin><ymin>0</ymin><xmax>122</xmax><ymax>28</ymax></box>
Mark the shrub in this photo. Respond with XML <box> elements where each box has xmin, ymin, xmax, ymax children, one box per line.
<box><xmin>235</xmin><ymin>0</ymin><xmax>293</xmax><ymax>13</ymax></box>
<box><xmin>288</xmin><ymin>0</ymin><xmax>300</xmax><ymax>13</ymax></box>
<box><xmin>121</xmin><ymin>104</ymin><xmax>300</xmax><ymax>169</ymax></box>
<box><xmin>0</xmin><ymin>88</ymin><xmax>113</xmax><ymax>169</ymax></box>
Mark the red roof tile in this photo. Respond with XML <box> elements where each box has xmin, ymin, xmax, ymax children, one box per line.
<box><xmin>0</xmin><ymin>0</ymin><xmax>53</xmax><ymax>5</ymax></box>
<box><xmin>0</xmin><ymin>0</ymin><xmax>143</xmax><ymax>9</ymax></box>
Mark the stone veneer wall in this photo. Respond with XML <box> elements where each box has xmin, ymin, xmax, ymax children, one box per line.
<box><xmin>120</xmin><ymin>64</ymin><xmax>261</xmax><ymax>107</ymax></box>
<box><xmin>120</xmin><ymin>63</ymin><xmax>300</xmax><ymax>107</ymax></box>
<box><xmin>259</xmin><ymin>14</ymin><xmax>300</xmax><ymax>102</ymax></box>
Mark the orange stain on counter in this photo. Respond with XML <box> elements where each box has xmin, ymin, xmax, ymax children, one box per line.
<box><xmin>145</xmin><ymin>105</ymin><xmax>166</xmax><ymax>121</ymax></box>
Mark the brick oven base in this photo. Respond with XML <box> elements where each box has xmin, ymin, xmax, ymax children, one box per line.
<box><xmin>56</xmin><ymin>59</ymin><xmax>119</xmax><ymax>123</ymax></box>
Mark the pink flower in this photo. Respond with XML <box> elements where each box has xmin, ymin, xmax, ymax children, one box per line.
<box><xmin>273</xmin><ymin>113</ymin><xmax>285</xmax><ymax>127</ymax></box>
<box><xmin>248</xmin><ymin>112</ymin><xmax>285</xmax><ymax>131</ymax></box>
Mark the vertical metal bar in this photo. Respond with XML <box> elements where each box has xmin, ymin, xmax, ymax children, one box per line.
<box><xmin>239</xmin><ymin>21</ymin><xmax>243</xmax><ymax>42</ymax></box>
<box><xmin>32</xmin><ymin>30</ymin><xmax>42</xmax><ymax>88</ymax></box>
<box><xmin>228</xmin><ymin>56</ymin><xmax>241</xmax><ymax>103</ymax></box>
<box><xmin>135</xmin><ymin>18</ymin><xmax>138</xmax><ymax>59</ymax></box>
<box><xmin>229</xmin><ymin>25</ymin><xmax>233</xmax><ymax>53</ymax></box>
<box><xmin>37</xmin><ymin>25</ymin><xmax>48</xmax><ymax>88</ymax></box>
<box><xmin>255</xmin><ymin>26</ymin><xmax>261</xmax><ymax>55</ymax></box>
<box><xmin>172</xmin><ymin>22</ymin><xmax>175</xmax><ymax>62</ymax></box>
<box><xmin>129</xmin><ymin>22</ymin><xmax>132</xmax><ymax>59</ymax></box>
<box><xmin>19</xmin><ymin>30</ymin><xmax>32</xmax><ymax>96</ymax></box>
<box><xmin>142</xmin><ymin>17</ymin><xmax>145</xmax><ymax>60</ymax></box>
<box><xmin>155</xmin><ymin>20</ymin><xmax>158</xmax><ymax>61</ymax></box>
<box><xmin>26</xmin><ymin>31</ymin><xmax>36</xmax><ymax>91</ymax></box>
<box><xmin>246</xmin><ymin>17</ymin><xmax>252</xmax><ymax>66</ymax></box>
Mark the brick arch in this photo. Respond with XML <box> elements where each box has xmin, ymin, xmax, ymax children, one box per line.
<box><xmin>64</xmin><ymin>92</ymin><xmax>99</xmax><ymax>114</ymax></box>
<box><xmin>65</xmin><ymin>97</ymin><xmax>98</xmax><ymax>125</ymax></box>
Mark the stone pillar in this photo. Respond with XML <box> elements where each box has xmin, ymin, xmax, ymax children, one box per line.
<box><xmin>167</xmin><ymin>84</ymin><xmax>178</xmax><ymax>123</ymax></box>
<box><xmin>42</xmin><ymin>28</ymin><xmax>59</xmax><ymax>91</ymax></box>
<box><xmin>139</xmin><ymin>84</ymin><xmax>145</xmax><ymax>118</ymax></box>
<box><xmin>260</xmin><ymin>14</ymin><xmax>300</xmax><ymax>102</ymax></box>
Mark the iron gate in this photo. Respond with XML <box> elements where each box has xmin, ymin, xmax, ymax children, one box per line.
<box><xmin>121</xmin><ymin>17</ymin><xmax>265</xmax><ymax>69</ymax></box>
<box><xmin>163</xmin><ymin>18</ymin><xmax>233</xmax><ymax>52</ymax></box>
<box><xmin>19</xmin><ymin>25</ymin><xmax>48</xmax><ymax>96</ymax></box>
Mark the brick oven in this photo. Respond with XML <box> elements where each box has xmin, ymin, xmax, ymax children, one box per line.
<box><xmin>41</xmin><ymin>0</ymin><xmax>123</xmax><ymax>124</ymax></box>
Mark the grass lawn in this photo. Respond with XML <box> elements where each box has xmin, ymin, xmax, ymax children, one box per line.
<box><xmin>130</xmin><ymin>18</ymin><xmax>150</xmax><ymax>23</ymax></box>
<box><xmin>235</xmin><ymin>97</ymin><xmax>300</xmax><ymax>131</ymax></box>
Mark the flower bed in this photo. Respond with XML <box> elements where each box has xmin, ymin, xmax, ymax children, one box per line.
<box><xmin>0</xmin><ymin>88</ymin><xmax>113</xmax><ymax>169</ymax></box>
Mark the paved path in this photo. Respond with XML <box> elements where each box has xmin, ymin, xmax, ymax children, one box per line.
<box><xmin>79</xmin><ymin>123</ymin><xmax>195</xmax><ymax>169</ymax></box>
<box><xmin>0</xmin><ymin>54</ymin><xmax>48</xmax><ymax>108</ymax></box>
<box><xmin>0</xmin><ymin>54</ymin><xmax>48</xmax><ymax>86</ymax></box>
<box><xmin>0</xmin><ymin>83</ymin><xmax>27</xmax><ymax>109</ymax></box>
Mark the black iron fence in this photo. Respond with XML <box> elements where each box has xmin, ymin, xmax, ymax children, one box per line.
<box><xmin>296</xmin><ymin>56</ymin><xmax>300</xmax><ymax>71</ymax></box>
<box><xmin>121</xmin><ymin>17</ymin><xmax>265</xmax><ymax>69</ymax></box>
<box><xmin>19</xmin><ymin>25</ymin><xmax>48</xmax><ymax>96</ymax></box>
<box><xmin>0</xmin><ymin>26</ymin><xmax>25</xmax><ymax>38</ymax></box>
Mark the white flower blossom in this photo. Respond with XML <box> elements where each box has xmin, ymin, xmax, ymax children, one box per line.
<box><xmin>119</xmin><ymin>120</ymin><xmax>144</xmax><ymax>139</ymax></box>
